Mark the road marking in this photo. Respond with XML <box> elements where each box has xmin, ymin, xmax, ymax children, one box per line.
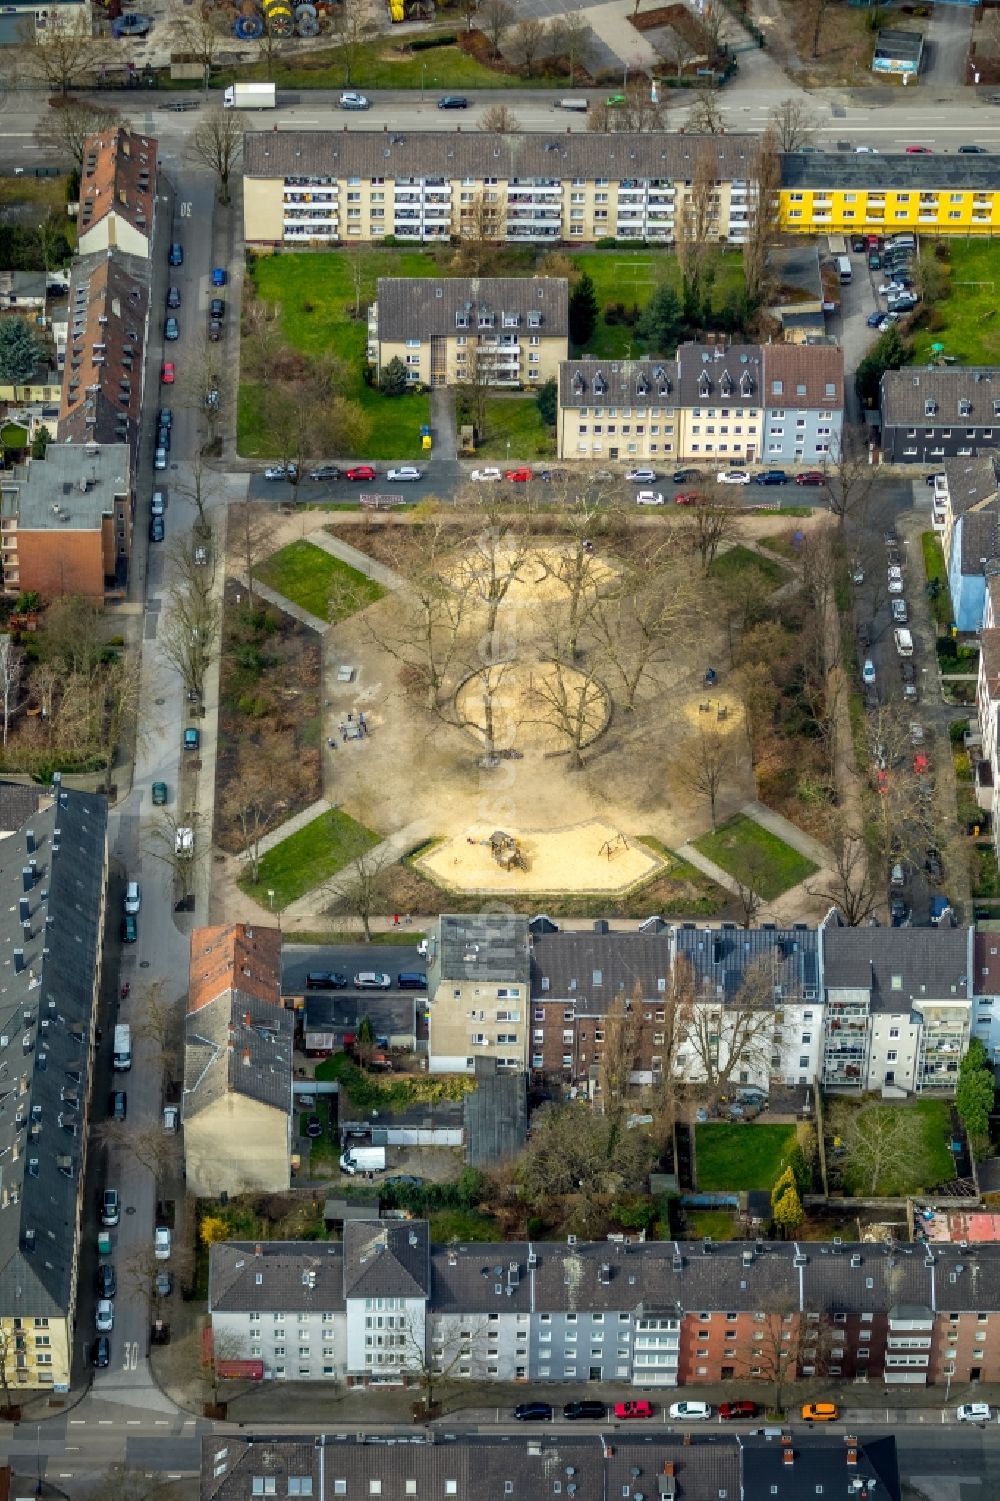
<box><xmin>98</xmin><ymin>1419</ymin><xmax>113</xmax><ymax>1426</ymax></box>
<box><xmin>69</xmin><ymin>1419</ymin><xmax>85</xmax><ymax>1425</ymax></box>
<box><xmin>59</xmin><ymin>1474</ymin><xmax>74</xmax><ymax>1479</ymax></box>
<box><xmin>127</xmin><ymin>1419</ymin><xmax>141</xmax><ymax>1425</ymax></box>
<box><xmin>155</xmin><ymin>1419</ymin><xmax>169</xmax><ymax>1426</ymax></box>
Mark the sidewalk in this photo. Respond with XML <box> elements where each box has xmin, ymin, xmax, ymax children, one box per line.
<box><xmin>280</xmin><ymin>816</ymin><xmax>436</xmax><ymax>921</ymax></box>
<box><xmin>740</xmin><ymin>798</ymin><xmax>834</xmax><ymax>869</ymax></box>
<box><xmin>307</xmin><ymin>529</ymin><xmax>406</xmax><ymax>593</ymax></box>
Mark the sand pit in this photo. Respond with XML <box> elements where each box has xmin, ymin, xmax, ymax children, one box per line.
<box><xmin>454</xmin><ymin>660</ymin><xmax>611</xmax><ymax>754</ymax></box>
<box><xmin>416</xmin><ymin>819</ymin><xmax>665</xmax><ymax>895</ymax></box>
<box><xmin>447</xmin><ymin>543</ymin><xmax>619</xmax><ymax>618</ymax></box>
<box><xmin>679</xmin><ymin>691</ymin><xmax>745</xmax><ymax>737</ymax></box>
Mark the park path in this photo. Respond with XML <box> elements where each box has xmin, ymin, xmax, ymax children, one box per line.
<box><xmin>739</xmin><ymin>798</ymin><xmax>833</xmax><ymax>868</ymax></box>
<box><xmin>246</xmin><ymin>575</ymin><xmax>330</xmax><ymax>635</ymax></box>
<box><xmin>307</xmin><ymin>529</ymin><xmax>406</xmax><ymax>592</ymax></box>
<box><xmin>280</xmin><ymin>816</ymin><xmax>437</xmax><ymax>922</ymax></box>
<box><xmin>256</xmin><ymin>796</ymin><xmax>335</xmax><ymax>857</ymax></box>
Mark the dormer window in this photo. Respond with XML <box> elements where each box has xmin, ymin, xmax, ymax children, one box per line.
<box><xmin>527</xmin><ymin>310</ymin><xmax>541</xmax><ymax>328</ymax></box>
<box><xmin>720</xmin><ymin>373</ymin><xmax>734</xmax><ymax>397</ymax></box>
<box><xmin>478</xmin><ymin>311</ymin><xmax>494</xmax><ymax>328</ymax></box>
<box><xmin>502</xmin><ymin>312</ymin><xmax>519</xmax><ymax>327</ymax></box>
<box><xmin>594</xmin><ymin>374</ymin><xmax>607</xmax><ymax>395</ymax></box>
<box><xmin>740</xmin><ymin>371</ymin><xmax>754</xmax><ymax>397</ymax></box>
<box><xmin>698</xmin><ymin>373</ymin><xmax>712</xmax><ymax>396</ymax></box>
<box><xmin>636</xmin><ymin>378</ymin><xmax>649</xmax><ymax>397</ymax></box>
<box><xmin>572</xmin><ymin>373</ymin><xmax>586</xmax><ymax>395</ymax></box>
<box><xmin>959</xmin><ymin>398</ymin><xmax>972</xmax><ymax>417</ymax></box>
<box><xmin>455</xmin><ymin>313</ymin><xmax>468</xmax><ymax>328</ymax></box>
<box><xmin>925</xmin><ymin>399</ymin><xmax>938</xmax><ymax>417</ymax></box>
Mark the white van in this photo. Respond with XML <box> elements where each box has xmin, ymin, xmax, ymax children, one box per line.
<box><xmin>556</xmin><ymin>97</ymin><xmax>588</xmax><ymax>111</ymax></box>
<box><xmin>894</xmin><ymin>628</ymin><xmax>914</xmax><ymax>657</ymax></box>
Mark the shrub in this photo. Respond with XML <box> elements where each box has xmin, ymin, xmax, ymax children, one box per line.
<box><xmin>410</xmin><ymin>30</ymin><xmax>457</xmax><ymax>48</ymax></box>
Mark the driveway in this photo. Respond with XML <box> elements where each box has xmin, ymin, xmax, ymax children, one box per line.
<box><xmin>924</xmin><ymin>6</ymin><xmax>973</xmax><ymax>88</ymax></box>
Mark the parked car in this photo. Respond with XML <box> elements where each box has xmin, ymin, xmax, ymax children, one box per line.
<box><xmin>718</xmin><ymin>1401</ymin><xmax>758</xmax><ymax>1420</ymax></box>
<box><xmin>212</xmin><ymin>267</ymin><xmax>227</xmax><ymax>287</ymax></box>
<box><xmin>121</xmin><ymin>913</ymin><xmax>137</xmax><ymax>944</ymax></box>
<box><xmin>209</xmin><ymin>297</ymin><xmax>225</xmax><ymax>320</ymax></box>
<box><xmin>208</xmin><ymin>319</ymin><xmax>222</xmax><ymax>342</ymax></box>
<box><xmin>636</xmin><ymin>490</ymin><xmax>664</xmax><ymax>506</ymax></box>
<box><xmin>109</xmin><ymin>1089</ymin><xmax>127</xmax><ymax>1120</ymax></box>
<box><xmin>152</xmin><ymin>780</ymin><xmax>168</xmax><ymax>806</ymax></box>
<box><xmin>354</xmin><ymin>971</ymin><xmax>391</xmax><ymax>989</ymax></box>
<box><xmin>306</xmin><ymin>970</ymin><xmax>349</xmax><ymax>989</ymax></box>
<box><xmin>158</xmin><ymin>407</ymin><xmax>173</xmax><ymax>429</ymax></box>
<box><xmin>160</xmin><ymin>361</ymin><xmax>175</xmax><ymax>384</ymax></box>
<box><xmin>151</xmin><ymin>491</ymin><xmax>165</xmax><ymax>517</ymax></box>
<box><xmin>163</xmin><ymin>316</ymin><xmax>179</xmax><ymax>341</ymax></box>
<box><xmin>926</xmin><ymin>846</ymin><xmax>943</xmax><ymax>881</ymax></box>
<box><xmin>537</xmin><ymin>469</ymin><xmax>566</xmax><ymax>482</ymax></box>
<box><xmin>346</xmin><ymin>464</ymin><xmax>376</xmax><ymax>481</ymax></box>
<box><xmin>505</xmin><ymin>467</ymin><xmax>533</xmax><ymax>483</ymax></box>
<box><xmin>801</xmin><ymin>1403</ymin><xmax>839</xmax><ymax>1422</ymax></box>
<box><xmin>891</xmin><ymin>598</ymin><xmax>909</xmax><ymax>623</ymax></box>
<box><xmin>514</xmin><ymin>1402</ymin><xmax>552</xmax><ymax>1421</ymax></box>
<box><xmin>862</xmin><ymin>658</ymin><xmax>876</xmax><ymax>686</ymax></box>
<box><xmin>959</xmin><ymin>145</ymin><xmax>989</xmax><ymax>153</ymax></box>
<box><xmin>339</xmin><ymin>92</ymin><xmax>370</xmax><ymax>109</ymax></box>
<box><xmin>156</xmin><ymin>423</ymin><xmax>171</xmax><ymax>452</ymax></box>
<box><xmin>387</xmin><ymin>466</ymin><xmax>422</xmax><ymax>482</ymax></box>
<box><xmin>205</xmin><ymin>387</ymin><xmax>220</xmax><ymax>411</ymax></box>
<box><xmin>672</xmin><ymin>468</ymin><xmax>703</xmax><ymax>483</ymax></box>
<box><xmin>154</xmin><ymin>446</ymin><xmax>167</xmax><ymax>471</ymax></box>
<box><xmin>102</xmin><ymin>1188</ymin><xmax>121</xmax><ymax>1226</ymax></box>
<box><xmin>867</xmin><ymin>312</ymin><xmax>887</xmax><ymax>329</ymax></box>
<box><xmin>563</xmin><ymin>1401</ymin><xmax>606</xmax><ymax>1420</ymax></box>
<box><xmin>305</xmin><ymin>1114</ymin><xmax>323</xmax><ymax>1138</ymax></box>
<box><xmin>437</xmin><ymin>95</ymin><xmax>468</xmax><ymax>109</ymax></box>
<box><xmin>149</xmin><ymin>516</ymin><xmax>165</xmax><ymax>543</ymax></box>
<box><xmin>124</xmin><ymin>880</ymin><xmax>141</xmax><ymax>916</ymax></box>
<box><xmin>796</xmin><ymin>471</ymin><xmax>825</xmax><ymax>486</ymax></box>
<box><xmin>906</xmin><ymin>145</ymin><xmax>932</xmax><ymax>154</ymax></box>
<box><xmin>626</xmin><ymin>468</ymin><xmax>657</xmax><ymax>482</ymax></box>
<box><xmin>674</xmin><ymin>491</ymin><xmax>703</xmax><ymax>506</ymax></box>
<box><xmin>174</xmin><ymin>826</ymin><xmax>194</xmax><ymax>857</ymax></box>
<box><xmin>183</xmin><ymin>727</ymin><xmax>201</xmax><ymax>750</ymax></box>
<box><xmin>754</xmin><ymin>470</ymin><xmax>788</xmax><ymax>486</ymax></box>
<box><xmin>97</xmin><ymin>1263</ymin><xmax>117</xmax><ymax>1298</ymax></box>
<box><xmin>96</xmin><ymin>1299</ymin><xmax>114</xmax><ymax>1332</ymax></box>
<box><xmin>667</xmin><ymin>1402</ymin><xmax>710</xmax><ymax>1421</ymax></box>
<box><xmin>308</xmin><ymin>465</ymin><xmax>341</xmax><ymax>482</ymax></box>
<box><xmin>957</xmin><ymin>1404</ymin><xmax>993</xmax><ymax>1423</ymax></box>
<box><xmin>264</xmin><ymin>464</ymin><xmax>298</xmax><ymax>482</ymax></box>
<box><xmin>92</xmin><ymin>1336</ymin><xmax>110</xmax><ymax>1368</ymax></box>
<box><xmin>155</xmin><ymin>1269</ymin><xmax>174</xmax><ymax>1297</ymax></box>
<box><xmin>617</xmin><ymin>1401</ymin><xmax>656</xmax><ymax>1419</ymax></box>
<box><xmin>471</xmin><ymin>468</ymin><xmax>503</xmax><ymax>482</ymax></box>
<box><xmin>868</xmin><ymin>251</ymin><xmax>882</xmax><ymax>270</ymax></box>
<box><xmin>717</xmin><ymin>470</ymin><xmax>750</xmax><ymax>485</ymax></box>
<box><xmin>154</xmin><ymin>1226</ymin><xmax>172</xmax><ymax>1260</ymax></box>
<box><xmin>168</xmin><ymin>243</ymin><xmax>183</xmax><ymax>267</ymax></box>
<box><xmin>163</xmin><ymin>1106</ymin><xmax>180</xmax><ymax>1133</ymax></box>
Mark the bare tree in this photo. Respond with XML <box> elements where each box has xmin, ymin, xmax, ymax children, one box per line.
<box><xmin>685</xmin><ymin>91</ymin><xmax>724</xmax><ymax>135</ymax></box>
<box><xmin>655</xmin><ymin>28</ymin><xmax>695</xmax><ymax>79</ymax></box>
<box><xmin>143</xmin><ymin>809</ymin><xmax>206</xmax><ymax>886</ymax></box>
<box><xmin>97</xmin><ymin>653</ymin><xmax>142</xmax><ymax>797</ymax></box>
<box><xmin>331</xmin><ymin>0</ymin><xmax>377</xmax><ymax>83</ymax></box>
<box><xmin>769</xmin><ymin>98</ymin><xmax>817</xmax><ymax>153</ymax></box>
<box><xmin>133</xmin><ymin>978</ymin><xmax>174</xmax><ymax>1093</ymax></box>
<box><xmin>805</xmin><ymin>0</ymin><xmax>830</xmax><ymax>58</ymax></box>
<box><xmin>830</xmin><ymin>1099</ymin><xmax>910</xmax><ymax>1195</ymax></box>
<box><xmin>678</xmin><ymin>721</ymin><xmax>735</xmax><ymax>831</ymax></box>
<box><xmin>743</xmin><ymin>127</ymin><xmax>781</xmax><ymax>309</ymax></box>
<box><xmin>822</xmin><ymin>428</ymin><xmax>875</xmax><ymax>526</ymax></box>
<box><xmin>13</xmin><ymin>11</ymin><xmax>109</xmax><ymax>93</ymax></box>
<box><xmin>681</xmin><ymin>490</ymin><xmax>741</xmax><ymax>575</ymax></box>
<box><xmin>343</xmin><ymin>240</ymin><xmax>369</xmax><ymax>322</ymax></box>
<box><xmin>528</xmin><ymin>631</ymin><xmax>608</xmax><ymax>770</ymax></box>
<box><xmin>479</xmin><ymin>0</ymin><xmax>517</xmax><ymax>55</ymax></box>
<box><xmin>806</xmin><ymin>823</ymin><xmax>876</xmax><ymax>926</ymax></box>
<box><xmin>457</xmin><ymin>190</ymin><xmax>504</xmax><ymax>276</ymax></box>
<box><xmin>593</xmin><ymin>547</ymin><xmax>699</xmax><ymax>710</ymax></box>
<box><xmin>189</xmin><ymin>108</ymin><xmax>243</xmax><ymax>205</ymax></box>
<box><xmin>599</xmin><ymin>986</ymin><xmax>641</xmax><ymax>1114</ymax></box>
<box><xmin>158</xmin><ymin>566</ymin><xmax>220</xmax><ymax>702</ymax></box>
<box><xmin>507</xmin><ymin>16</ymin><xmax>547</xmax><ymax>74</ymax></box>
<box><xmin>731</xmin><ymin>845</ymin><xmax>770</xmax><ymax>928</ymax></box>
<box><xmin>550</xmin><ymin>11</ymin><xmax>591</xmax><ymax>82</ymax></box>
<box><xmin>480</xmin><ymin>102</ymin><xmax>522</xmax><ymax>134</ymax></box>
<box><xmin>681</xmin><ymin>957</ymin><xmax>775</xmax><ymax>1099</ymax></box>
<box><xmin>411</xmin><ymin>1312</ymin><xmax>492</xmax><ymax>1414</ymax></box>
<box><xmin>229</xmin><ymin>501</ymin><xmax>271</xmax><ymax>611</ymax></box>
<box><xmin>650</xmin><ymin>954</ymin><xmax>697</xmax><ymax>1145</ymax></box>
<box><xmin>588</xmin><ymin>88</ymin><xmax>668</xmax><ymax>133</ymax></box>
<box><xmin>322</xmin><ymin>844</ymin><xmax>393</xmax><ymax>941</ymax></box>
<box><xmin>223</xmin><ymin>731</ymin><xmax>307</xmax><ymax>884</ymax></box>
<box><xmin>675</xmin><ymin>141</ymin><xmax>720</xmax><ymax>313</ymax></box>
<box><xmin>170</xmin><ymin>0</ymin><xmax>227</xmax><ymax>80</ymax></box>
<box><xmin>0</xmin><ymin>634</ymin><xmax>23</xmax><ymax>747</ymax></box>
<box><xmin>172</xmin><ymin>450</ymin><xmax>220</xmax><ymax>540</ymax></box>
<box><xmin>40</xmin><ymin>99</ymin><xmax>122</xmax><ymax>170</ymax></box>
<box><xmin>738</xmin><ymin>1301</ymin><xmax>806</xmax><ymax>1416</ymax></box>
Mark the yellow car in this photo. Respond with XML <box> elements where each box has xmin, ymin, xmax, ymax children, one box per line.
<box><xmin>801</xmin><ymin>1403</ymin><xmax>839</xmax><ymax>1422</ymax></box>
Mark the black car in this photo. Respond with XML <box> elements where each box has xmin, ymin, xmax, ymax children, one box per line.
<box><xmin>305</xmin><ymin>1114</ymin><xmax>323</xmax><ymax>1138</ymax></box>
<box><xmin>899</xmin><ymin>660</ymin><xmax>916</xmax><ymax>683</ymax></box>
<box><xmin>926</xmin><ymin>846</ymin><xmax>943</xmax><ymax>881</ymax></box>
<box><xmin>890</xmin><ymin>899</ymin><xmax>909</xmax><ymax>927</ymax></box>
<box><xmin>514</xmin><ymin>1402</ymin><xmax>553</xmax><ymax>1421</ymax></box>
<box><xmin>168</xmin><ymin>243</ymin><xmax>183</xmax><ymax>267</ymax></box>
<box><xmin>438</xmin><ymin>95</ymin><xmax>468</xmax><ymax>109</ymax></box>
<box><xmin>92</xmin><ymin>1336</ymin><xmax>110</xmax><ymax>1368</ymax></box>
<box><xmin>109</xmin><ymin>1090</ymin><xmax>127</xmax><ymax>1121</ymax></box>
<box><xmin>157</xmin><ymin>424</ymin><xmax>171</xmax><ymax>452</ymax></box>
<box><xmin>97</xmin><ymin>1263</ymin><xmax>117</xmax><ymax>1298</ymax></box>
<box><xmin>158</xmin><ymin>407</ymin><xmax>173</xmax><ymax>429</ymax></box>
<box><xmin>672</xmin><ymin>468</ymin><xmax>703</xmax><ymax>483</ymax></box>
<box><xmin>209</xmin><ymin>297</ymin><xmax>226</xmax><ymax>319</ymax></box>
<box><xmin>208</xmin><ymin>319</ymin><xmax>222</xmax><ymax>342</ymax></box>
<box><xmin>959</xmin><ymin>144</ymin><xmax>989</xmax><ymax>153</ymax></box>
<box><xmin>166</xmin><ymin>286</ymin><xmax>181</xmax><ymax>309</ymax></box>
<box><xmin>564</xmin><ymin>1400</ymin><xmax>606</xmax><ymax>1420</ymax></box>
<box><xmin>150</xmin><ymin>516</ymin><xmax>165</xmax><ymax>543</ymax></box>
<box><xmin>308</xmin><ymin>465</ymin><xmax>342</xmax><ymax>482</ymax></box>
<box><xmin>305</xmin><ymin>970</ymin><xmax>349</xmax><ymax>989</ymax></box>
<box><xmin>851</xmin><ymin>235</ymin><xmax>866</xmax><ymax>252</ymax></box>
<box><xmin>537</xmin><ymin>469</ymin><xmax>567</xmax><ymax>482</ymax></box>
<box><xmin>754</xmin><ymin>470</ymin><xmax>788</xmax><ymax>486</ymax></box>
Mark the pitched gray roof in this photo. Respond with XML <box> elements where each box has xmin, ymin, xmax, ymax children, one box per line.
<box><xmin>0</xmin><ymin>788</ymin><xmax>107</xmax><ymax>1321</ymax></box>
<box><xmin>243</xmin><ymin>129</ymin><xmax>763</xmax><ymax>187</ymax></box>
<box><xmin>677</xmin><ymin>339</ymin><xmax>763</xmax><ymax>407</ymax></box>
<box><xmin>183</xmin><ymin>989</ymin><xmax>293</xmax><ymax>1119</ymax></box>
<box><xmin>529</xmin><ymin>931</ymin><xmax>671</xmax><ymax>1010</ymax></box>
<box><xmin>210</xmin><ymin>1241</ymin><xmax>346</xmax><ymax>1314</ymax></box>
<box><xmin>464</xmin><ymin>1056</ymin><xmax>527</xmax><ymax>1166</ymax></box>
<box><xmin>959</xmin><ymin>507</ymin><xmax>1000</xmax><ymax>576</ymax></box>
<box><xmin>942</xmin><ymin>454</ymin><xmax>1000</xmax><ymax>518</ymax></box>
<box><xmin>782</xmin><ymin>150</ymin><xmax>1000</xmax><ymax>190</ymax></box>
<box><xmin>559</xmin><ymin>358</ymin><xmax>677</xmax><ymax>411</ymax></box>
<box><xmin>437</xmin><ymin>914</ymin><xmax>530</xmax><ymax>986</ymax></box>
<box><xmin>375</xmin><ymin>277</ymin><xmax>567</xmax><ymax>342</ymax></box>
<box><xmin>302</xmin><ymin>991</ymin><xmax>416</xmax><ymax>1041</ymax></box>
<box><xmin>674</xmin><ymin>924</ymin><xmax>820</xmax><ymax>1002</ymax></box>
<box><xmin>203</xmin><ymin>1434</ymin><xmax>741</xmax><ymax>1501</ymax></box>
<box><xmin>823</xmin><ymin>922</ymin><xmax>971</xmax><ymax>1011</ymax></box>
<box><xmin>743</xmin><ymin>1434</ymin><xmax>900</xmax><ymax>1501</ymax></box>
<box><xmin>880</xmin><ymin>367</ymin><xmax>1000</xmax><ymax>428</ymax></box>
<box><xmin>342</xmin><ymin>1220</ymin><xmax>430</xmax><ymax>1299</ymax></box>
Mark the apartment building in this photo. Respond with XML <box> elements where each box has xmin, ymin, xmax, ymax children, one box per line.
<box><xmin>971</xmin><ymin>930</ymin><xmax>1000</xmax><ymax>1070</ymax></box>
<box><xmin>780</xmin><ymin>152</ymin><xmax>1000</xmax><ymax>236</ymax></box>
<box><xmin>59</xmin><ymin>250</ymin><xmax>150</xmax><ymax>455</ymax></box>
<box><xmin>932</xmin><ymin>453</ymin><xmax>1000</xmax><ymax>632</ymax></box>
<box><xmin>183</xmin><ymin>924</ymin><xmax>292</xmax><ymax>1198</ymax></box>
<box><xmin>76</xmin><ymin>127</ymin><xmax>158</xmax><ymax>259</ymax></box>
<box><xmin>0</xmin><ymin>783</ymin><xmax>108</xmax><ymax>1392</ymax></box>
<box><xmin>368</xmin><ymin>277</ymin><xmax>568</xmax><ymax>389</ymax></box>
<box><xmin>976</xmin><ymin>576</ymin><xmax>1000</xmax><ymax>827</ymax></box>
<box><xmin>242</xmin><ymin>131</ymin><xmax>761</xmax><ymax>249</ymax></box>
<box><xmin>0</xmin><ymin>441</ymin><xmax>133</xmax><ymax>599</ymax></box>
<box><xmin>880</xmin><ymin>368</ymin><xmax>1000</xmax><ymax>464</ymax></box>
<box><xmin>820</xmin><ymin>916</ymin><xmax>972</xmax><ymax>1093</ymax></box>
<box><xmin>208</xmin><ymin>1227</ymin><xmax>1000</xmax><ymax>1395</ymax></box>
<box><xmin>426</xmin><ymin>914</ymin><xmax>531</xmax><ymax>1074</ymax></box>
<box><xmin>556</xmin><ymin>342</ymin><xmax>843</xmax><ymax>464</ymax></box>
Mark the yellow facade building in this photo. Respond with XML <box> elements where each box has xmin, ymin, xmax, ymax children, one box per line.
<box><xmin>779</xmin><ymin>153</ymin><xmax>1000</xmax><ymax>236</ymax></box>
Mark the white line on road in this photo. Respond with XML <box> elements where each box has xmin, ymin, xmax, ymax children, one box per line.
<box><xmin>69</xmin><ymin>1420</ymin><xmax>86</xmax><ymax>1425</ymax></box>
<box><xmin>98</xmin><ymin>1420</ymin><xmax>113</xmax><ymax>1426</ymax></box>
<box><xmin>59</xmin><ymin>1473</ymin><xmax>74</xmax><ymax>1479</ymax></box>
<box><xmin>155</xmin><ymin>1420</ymin><xmax>169</xmax><ymax>1426</ymax></box>
<box><xmin>127</xmin><ymin>1419</ymin><xmax>141</xmax><ymax>1425</ymax></box>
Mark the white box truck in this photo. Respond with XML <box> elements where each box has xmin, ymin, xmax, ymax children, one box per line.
<box><xmin>113</xmin><ymin>1023</ymin><xmax>132</xmax><ymax>1071</ymax></box>
<box><xmin>339</xmin><ymin>1145</ymin><xmax>386</xmax><ymax>1175</ymax></box>
<box><xmin>224</xmin><ymin>83</ymin><xmax>276</xmax><ymax>110</ymax></box>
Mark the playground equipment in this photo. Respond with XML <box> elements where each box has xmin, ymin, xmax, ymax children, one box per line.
<box><xmin>489</xmin><ymin>830</ymin><xmax>528</xmax><ymax>872</ymax></box>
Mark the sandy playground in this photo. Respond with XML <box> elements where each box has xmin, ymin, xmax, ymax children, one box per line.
<box><xmin>417</xmin><ymin>820</ymin><xmax>665</xmax><ymax>895</ymax></box>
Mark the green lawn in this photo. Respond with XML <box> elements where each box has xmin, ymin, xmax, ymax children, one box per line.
<box><xmin>921</xmin><ymin>530</ymin><xmax>954</xmax><ymax>629</ymax></box>
<box><xmin>429</xmin><ymin>1208</ymin><xmax>500</xmax><ymax>1241</ymax></box>
<box><xmin>695</xmin><ymin>1123</ymin><xmax>798</xmax><ymax>1192</ymax></box>
<box><xmin>834</xmin><ymin>1099</ymin><xmax>955</xmax><ymax>1197</ymax></box>
<box><xmin>910</xmin><ymin>241</ymin><xmax>1000</xmax><ymax>366</ymax></box>
<box><xmin>571</xmin><ymin>250</ymin><xmax>746</xmax><ymax>358</ymax></box>
<box><xmin>683</xmin><ymin>1207</ymin><xmax>739</xmax><ymax>1240</ymax></box>
<box><xmin>240</xmin><ymin>807</ymin><xmax>379</xmax><ymax>910</ymax></box>
<box><xmin>694</xmin><ymin>814</ymin><xmax>818</xmax><ymax>900</ymax></box>
<box><xmin>0</xmin><ymin>423</ymin><xmax>28</xmax><ymax>449</ymax></box>
<box><xmin>255</xmin><ymin>539</ymin><xmax>384</xmax><ymax>622</ymax></box>
<box><xmin>232</xmin><ymin>33</ymin><xmax>552</xmax><ymax>91</ymax></box>
<box><xmin>709</xmin><ymin>545</ymin><xmax>789</xmax><ymax>592</ymax></box>
<box><xmin>471</xmin><ymin>395</ymin><xmax>556</xmax><ymax>460</ymax></box>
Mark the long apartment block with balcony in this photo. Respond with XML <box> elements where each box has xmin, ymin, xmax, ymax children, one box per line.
<box><xmin>242</xmin><ymin>130</ymin><xmax>762</xmax><ymax>248</ymax></box>
<box><xmin>780</xmin><ymin>151</ymin><xmax>1000</xmax><ymax>236</ymax></box>
<box><xmin>367</xmin><ymin>276</ymin><xmax>568</xmax><ymax>389</ymax></box>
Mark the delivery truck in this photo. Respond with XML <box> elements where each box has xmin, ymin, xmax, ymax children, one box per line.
<box><xmin>339</xmin><ymin>1145</ymin><xmax>386</xmax><ymax>1176</ymax></box>
<box><xmin>113</xmin><ymin>1023</ymin><xmax>132</xmax><ymax>1071</ymax></box>
<box><xmin>224</xmin><ymin>83</ymin><xmax>276</xmax><ymax>110</ymax></box>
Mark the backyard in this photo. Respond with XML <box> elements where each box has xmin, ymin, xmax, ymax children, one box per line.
<box><xmin>569</xmin><ymin>249</ymin><xmax>745</xmax><ymax>359</ymax></box>
<box><xmin>695</xmin><ymin>1122</ymin><xmax>799</xmax><ymax>1192</ymax></box>
<box><xmin>694</xmin><ymin>814</ymin><xmax>818</xmax><ymax>900</ymax></box>
<box><xmin>463</xmin><ymin>394</ymin><xmax>556</xmax><ymax>460</ymax></box>
<box><xmin>255</xmin><ymin>539</ymin><xmax>384</xmax><ymax>623</ymax></box>
<box><xmin>827</xmin><ymin>1097</ymin><xmax>956</xmax><ymax>1198</ymax></box>
<box><xmin>910</xmin><ymin>241</ymin><xmax>1000</xmax><ymax>367</ymax></box>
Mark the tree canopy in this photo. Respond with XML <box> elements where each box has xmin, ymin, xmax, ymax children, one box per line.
<box><xmin>0</xmin><ymin>317</ymin><xmax>42</xmax><ymax>384</ymax></box>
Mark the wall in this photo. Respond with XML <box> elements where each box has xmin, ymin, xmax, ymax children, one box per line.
<box><xmin>15</xmin><ymin>528</ymin><xmax>106</xmax><ymax>599</ymax></box>
<box><xmin>185</xmin><ymin>1095</ymin><xmax>290</xmax><ymax>1198</ymax></box>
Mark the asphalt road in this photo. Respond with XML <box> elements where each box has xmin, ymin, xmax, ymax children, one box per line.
<box><xmin>282</xmin><ymin>940</ymin><xmax>425</xmax><ymax>993</ymax></box>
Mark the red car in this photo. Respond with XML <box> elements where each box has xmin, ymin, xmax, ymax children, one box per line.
<box><xmin>718</xmin><ymin>1401</ymin><xmax>758</xmax><ymax>1420</ymax></box>
<box><xmin>914</xmin><ymin>752</ymin><xmax>930</xmax><ymax>775</ymax></box>
<box><xmin>906</xmin><ymin>145</ymin><xmax>932</xmax><ymax>154</ymax></box>
<box><xmin>346</xmin><ymin>464</ymin><xmax>376</xmax><ymax>481</ymax></box>
<box><xmin>160</xmin><ymin>361</ymin><xmax>175</xmax><ymax>384</ymax></box>
<box><xmin>674</xmin><ymin>491</ymin><xmax>703</xmax><ymax>506</ymax></box>
<box><xmin>614</xmin><ymin>1401</ymin><xmax>655</xmax><ymax>1420</ymax></box>
<box><xmin>505</xmin><ymin>467</ymin><xmax>533</xmax><ymax>483</ymax></box>
<box><xmin>795</xmin><ymin>471</ymin><xmax>824</xmax><ymax>486</ymax></box>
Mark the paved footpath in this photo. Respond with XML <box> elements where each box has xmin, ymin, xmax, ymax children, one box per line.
<box><xmin>740</xmin><ymin>798</ymin><xmax>834</xmax><ymax>868</ymax></box>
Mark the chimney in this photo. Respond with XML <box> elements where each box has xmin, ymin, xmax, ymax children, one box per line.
<box><xmin>846</xmin><ymin>1445</ymin><xmax>858</xmax><ymax>1468</ymax></box>
<box><xmin>255</xmin><ymin>1243</ymin><xmax>262</xmax><ymax>1256</ymax></box>
<box><xmin>21</xmin><ymin>867</ymin><xmax>32</xmax><ymax>893</ymax></box>
<box><xmin>25</xmin><ymin>830</ymin><xmax>35</xmax><ymax>854</ymax></box>
<box><xmin>243</xmin><ymin>1011</ymin><xmax>252</xmax><ymax>1026</ymax></box>
<box><xmin>782</xmin><ymin>1447</ymin><xmax>794</xmax><ymax>1466</ymax></box>
<box><xmin>19</xmin><ymin>898</ymin><xmax>29</xmax><ymax>923</ymax></box>
<box><xmin>662</xmin><ymin>1465</ymin><xmax>675</xmax><ymax>1478</ymax></box>
<box><xmin>14</xmin><ymin>949</ymin><xmax>24</xmax><ymax>974</ymax></box>
<box><xmin>242</xmin><ymin>1048</ymin><xmax>251</xmax><ymax>1065</ymax></box>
